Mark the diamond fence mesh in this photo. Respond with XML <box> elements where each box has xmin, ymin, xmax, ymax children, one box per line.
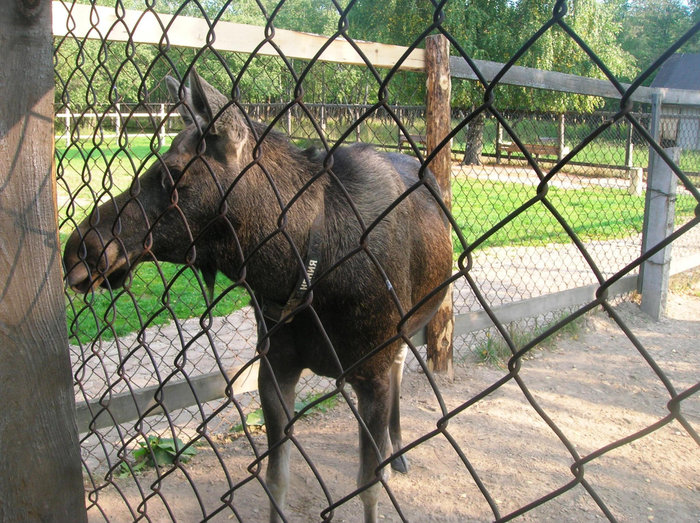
<box><xmin>50</xmin><ymin>0</ymin><xmax>700</xmax><ymax>521</ymax></box>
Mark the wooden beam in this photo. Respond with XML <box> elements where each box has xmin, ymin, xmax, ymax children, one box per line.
<box><xmin>52</xmin><ymin>2</ymin><xmax>700</xmax><ymax>105</ymax></box>
<box><xmin>450</xmin><ymin>56</ymin><xmax>700</xmax><ymax>106</ymax></box>
<box><xmin>450</xmin><ymin>56</ymin><xmax>650</xmax><ymax>102</ymax></box>
<box><xmin>0</xmin><ymin>1</ymin><xmax>86</xmax><ymax>521</ymax></box>
<box><xmin>425</xmin><ymin>34</ymin><xmax>454</xmax><ymax>378</ymax></box>
<box><xmin>75</xmin><ymin>362</ymin><xmax>331</xmax><ymax>434</ymax></box>
<box><xmin>51</xmin><ymin>2</ymin><xmax>425</xmax><ymax>71</ymax></box>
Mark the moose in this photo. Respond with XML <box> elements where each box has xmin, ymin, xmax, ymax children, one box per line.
<box><xmin>63</xmin><ymin>71</ymin><xmax>452</xmax><ymax>522</ymax></box>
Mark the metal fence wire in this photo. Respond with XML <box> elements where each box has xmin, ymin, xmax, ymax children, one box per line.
<box><xmin>53</xmin><ymin>0</ymin><xmax>700</xmax><ymax>521</ymax></box>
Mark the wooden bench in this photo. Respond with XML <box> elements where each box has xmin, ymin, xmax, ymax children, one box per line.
<box><xmin>497</xmin><ymin>142</ymin><xmax>569</xmax><ymax>161</ymax></box>
<box><xmin>499</xmin><ymin>141</ymin><xmax>561</xmax><ymax>161</ymax></box>
<box><xmin>398</xmin><ymin>133</ymin><xmax>427</xmax><ymax>152</ymax></box>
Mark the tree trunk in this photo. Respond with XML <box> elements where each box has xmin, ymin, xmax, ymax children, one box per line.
<box><xmin>0</xmin><ymin>1</ymin><xmax>86</xmax><ymax>521</ymax></box>
<box><xmin>462</xmin><ymin>109</ymin><xmax>485</xmax><ymax>165</ymax></box>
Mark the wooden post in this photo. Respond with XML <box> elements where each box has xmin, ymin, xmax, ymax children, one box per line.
<box><xmin>625</xmin><ymin>120</ymin><xmax>634</xmax><ymax>168</ymax></box>
<box><xmin>115</xmin><ymin>101</ymin><xmax>121</xmax><ymax>137</ymax></box>
<box><xmin>64</xmin><ymin>106</ymin><xmax>71</xmax><ymax>147</ymax></box>
<box><xmin>159</xmin><ymin>103</ymin><xmax>166</xmax><ymax>146</ymax></box>
<box><xmin>0</xmin><ymin>2</ymin><xmax>86</xmax><ymax>521</ymax></box>
<box><xmin>425</xmin><ymin>34</ymin><xmax>454</xmax><ymax>378</ymax></box>
<box><xmin>495</xmin><ymin>119</ymin><xmax>503</xmax><ymax>164</ymax></box>
<box><xmin>320</xmin><ymin>103</ymin><xmax>326</xmax><ymax>134</ymax></box>
<box><xmin>640</xmin><ymin>147</ymin><xmax>680</xmax><ymax>320</ymax></box>
<box><xmin>557</xmin><ymin>113</ymin><xmax>566</xmax><ymax>161</ymax></box>
<box><xmin>628</xmin><ymin>167</ymin><xmax>643</xmax><ymax>196</ymax></box>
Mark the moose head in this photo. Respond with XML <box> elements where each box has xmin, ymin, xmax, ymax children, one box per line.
<box><xmin>63</xmin><ymin>71</ymin><xmax>321</xmax><ymax>299</ymax></box>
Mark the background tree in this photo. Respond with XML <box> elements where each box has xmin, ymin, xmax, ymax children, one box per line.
<box><xmin>614</xmin><ymin>0</ymin><xmax>699</xmax><ymax>84</ymax></box>
<box><xmin>504</xmin><ymin>0</ymin><xmax>636</xmax><ymax>108</ymax></box>
<box><xmin>56</xmin><ymin>0</ymin><xmax>645</xmax><ymax>159</ymax></box>
<box><xmin>442</xmin><ymin>0</ymin><xmax>516</xmax><ymax>164</ymax></box>
<box><xmin>449</xmin><ymin>0</ymin><xmax>636</xmax><ymax>162</ymax></box>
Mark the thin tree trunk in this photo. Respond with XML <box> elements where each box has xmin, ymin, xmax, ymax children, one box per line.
<box><xmin>462</xmin><ymin>109</ymin><xmax>485</xmax><ymax>165</ymax></box>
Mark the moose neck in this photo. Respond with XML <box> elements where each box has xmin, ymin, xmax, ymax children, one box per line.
<box><xmin>220</xmin><ymin>126</ymin><xmax>327</xmax><ymax>303</ymax></box>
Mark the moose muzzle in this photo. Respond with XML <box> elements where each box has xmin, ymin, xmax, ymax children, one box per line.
<box><xmin>63</xmin><ymin>228</ymin><xmax>133</xmax><ymax>294</ymax></box>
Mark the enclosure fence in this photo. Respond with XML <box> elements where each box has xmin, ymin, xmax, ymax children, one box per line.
<box><xmin>2</xmin><ymin>0</ymin><xmax>699</xmax><ymax>521</ymax></box>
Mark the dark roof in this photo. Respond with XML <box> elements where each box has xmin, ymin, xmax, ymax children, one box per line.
<box><xmin>651</xmin><ymin>53</ymin><xmax>700</xmax><ymax>90</ymax></box>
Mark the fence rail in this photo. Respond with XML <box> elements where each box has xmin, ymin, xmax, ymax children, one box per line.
<box><xmin>4</xmin><ymin>0</ymin><xmax>699</xmax><ymax>521</ymax></box>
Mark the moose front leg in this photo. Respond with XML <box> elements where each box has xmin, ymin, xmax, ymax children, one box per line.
<box><xmin>258</xmin><ymin>354</ymin><xmax>302</xmax><ymax>523</ymax></box>
<box><xmin>389</xmin><ymin>344</ymin><xmax>408</xmax><ymax>474</ymax></box>
<box><xmin>352</xmin><ymin>377</ymin><xmax>392</xmax><ymax>523</ymax></box>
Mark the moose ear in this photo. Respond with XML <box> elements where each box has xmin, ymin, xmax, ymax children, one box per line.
<box><xmin>188</xmin><ymin>70</ymin><xmax>248</xmax><ymax>144</ymax></box>
<box><xmin>165</xmin><ymin>75</ymin><xmax>198</xmax><ymax>126</ymax></box>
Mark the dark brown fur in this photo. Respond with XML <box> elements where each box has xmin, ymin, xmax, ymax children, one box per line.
<box><xmin>63</xmin><ymin>72</ymin><xmax>452</xmax><ymax>523</ymax></box>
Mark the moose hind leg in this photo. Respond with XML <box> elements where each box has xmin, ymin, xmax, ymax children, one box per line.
<box><xmin>352</xmin><ymin>377</ymin><xmax>392</xmax><ymax>523</ymax></box>
<box><xmin>389</xmin><ymin>344</ymin><xmax>408</xmax><ymax>474</ymax></box>
<box><xmin>258</xmin><ymin>357</ymin><xmax>302</xmax><ymax>523</ymax></box>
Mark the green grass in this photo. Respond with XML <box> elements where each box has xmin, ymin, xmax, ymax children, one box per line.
<box><xmin>56</xmin><ymin>136</ymin><xmax>171</xmax><ymax>215</ymax></box>
<box><xmin>493</xmin><ymin>141</ymin><xmax>700</xmax><ymax>173</ymax></box>
<box><xmin>58</xmin><ymin>133</ymin><xmax>698</xmax><ymax>344</ymax></box>
<box><xmin>450</xmin><ymin>179</ymin><xmax>686</xmax><ymax>254</ymax></box>
<box><xmin>473</xmin><ymin>314</ymin><xmax>585</xmax><ymax>367</ymax></box>
<box><xmin>66</xmin><ymin>262</ymin><xmax>249</xmax><ymax>344</ymax></box>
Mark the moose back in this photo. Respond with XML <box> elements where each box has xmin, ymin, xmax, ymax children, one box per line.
<box><xmin>63</xmin><ymin>71</ymin><xmax>452</xmax><ymax>523</ymax></box>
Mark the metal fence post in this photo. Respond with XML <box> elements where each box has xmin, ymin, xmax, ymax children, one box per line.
<box><xmin>425</xmin><ymin>34</ymin><xmax>454</xmax><ymax>377</ymax></box>
<box><xmin>0</xmin><ymin>2</ymin><xmax>86</xmax><ymax>521</ymax></box>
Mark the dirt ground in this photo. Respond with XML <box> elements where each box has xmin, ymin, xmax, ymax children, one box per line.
<box><xmin>88</xmin><ymin>283</ymin><xmax>699</xmax><ymax>523</ymax></box>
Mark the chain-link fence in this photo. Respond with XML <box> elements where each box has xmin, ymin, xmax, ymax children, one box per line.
<box><xmin>47</xmin><ymin>0</ymin><xmax>700</xmax><ymax>521</ymax></box>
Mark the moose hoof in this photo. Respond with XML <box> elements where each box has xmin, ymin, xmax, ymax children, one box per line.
<box><xmin>390</xmin><ymin>455</ymin><xmax>409</xmax><ymax>474</ymax></box>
